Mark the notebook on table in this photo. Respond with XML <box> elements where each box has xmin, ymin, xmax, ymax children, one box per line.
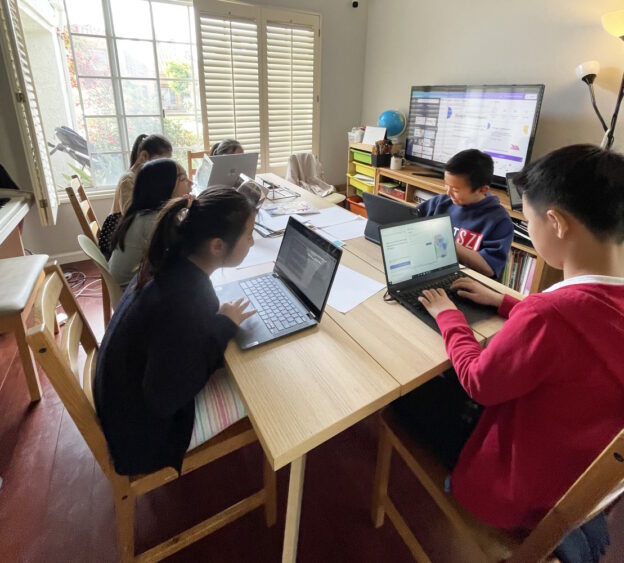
<box><xmin>215</xmin><ymin>216</ymin><xmax>342</xmax><ymax>350</ymax></box>
<box><xmin>378</xmin><ymin>214</ymin><xmax>498</xmax><ymax>333</ymax></box>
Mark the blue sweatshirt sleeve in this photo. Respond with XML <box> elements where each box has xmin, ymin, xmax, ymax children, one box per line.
<box><xmin>417</xmin><ymin>194</ymin><xmax>447</xmax><ymax>217</ymax></box>
<box><xmin>478</xmin><ymin>214</ymin><xmax>514</xmax><ymax>279</ymax></box>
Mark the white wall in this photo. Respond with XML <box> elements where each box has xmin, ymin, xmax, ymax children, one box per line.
<box><xmin>361</xmin><ymin>0</ymin><xmax>624</xmax><ymax>157</ymax></box>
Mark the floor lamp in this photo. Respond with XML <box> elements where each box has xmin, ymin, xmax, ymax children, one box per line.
<box><xmin>576</xmin><ymin>10</ymin><xmax>624</xmax><ymax>150</ymax></box>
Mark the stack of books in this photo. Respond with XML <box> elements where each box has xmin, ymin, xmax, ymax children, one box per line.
<box><xmin>512</xmin><ymin>218</ymin><xmax>532</xmax><ymax>247</ymax></box>
<box><xmin>501</xmin><ymin>249</ymin><xmax>537</xmax><ymax>296</ymax></box>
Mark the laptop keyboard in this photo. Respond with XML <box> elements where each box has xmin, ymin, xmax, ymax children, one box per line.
<box><xmin>241</xmin><ymin>275</ymin><xmax>310</xmax><ymax>335</ymax></box>
<box><xmin>398</xmin><ymin>271</ymin><xmax>466</xmax><ymax>311</ymax></box>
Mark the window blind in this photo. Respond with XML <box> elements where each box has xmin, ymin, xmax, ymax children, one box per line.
<box><xmin>0</xmin><ymin>0</ymin><xmax>58</xmax><ymax>224</ymax></box>
<box><xmin>265</xmin><ymin>23</ymin><xmax>315</xmax><ymax>168</ymax></box>
<box><xmin>198</xmin><ymin>15</ymin><xmax>262</xmax><ymax>161</ymax></box>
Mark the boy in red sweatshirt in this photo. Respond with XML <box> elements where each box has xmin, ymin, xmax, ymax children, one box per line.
<box><xmin>406</xmin><ymin>144</ymin><xmax>624</xmax><ymax>531</ymax></box>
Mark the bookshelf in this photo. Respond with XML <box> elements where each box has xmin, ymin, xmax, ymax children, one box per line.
<box><xmin>345</xmin><ymin>143</ymin><xmax>561</xmax><ymax>294</ymax></box>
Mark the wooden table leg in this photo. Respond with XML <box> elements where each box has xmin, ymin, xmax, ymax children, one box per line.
<box><xmin>281</xmin><ymin>454</ymin><xmax>306</xmax><ymax>563</ymax></box>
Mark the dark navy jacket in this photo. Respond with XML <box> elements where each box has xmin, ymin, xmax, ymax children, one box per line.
<box><xmin>94</xmin><ymin>258</ymin><xmax>237</xmax><ymax>475</ymax></box>
<box><xmin>417</xmin><ymin>194</ymin><xmax>513</xmax><ymax>278</ymax></box>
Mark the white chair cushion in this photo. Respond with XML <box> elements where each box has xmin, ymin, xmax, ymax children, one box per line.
<box><xmin>0</xmin><ymin>254</ymin><xmax>48</xmax><ymax>315</ymax></box>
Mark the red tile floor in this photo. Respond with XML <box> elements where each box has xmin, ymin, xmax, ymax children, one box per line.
<box><xmin>1</xmin><ymin>260</ymin><xmax>623</xmax><ymax>562</ymax></box>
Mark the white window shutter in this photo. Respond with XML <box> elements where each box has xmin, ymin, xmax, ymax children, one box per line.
<box><xmin>197</xmin><ymin>14</ymin><xmax>262</xmax><ymax>164</ymax></box>
<box><xmin>265</xmin><ymin>23</ymin><xmax>316</xmax><ymax>170</ymax></box>
<box><xmin>0</xmin><ymin>0</ymin><xmax>58</xmax><ymax>225</ymax></box>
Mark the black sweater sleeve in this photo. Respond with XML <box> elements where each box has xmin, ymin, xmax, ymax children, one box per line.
<box><xmin>142</xmin><ymin>298</ymin><xmax>238</xmax><ymax>418</ymax></box>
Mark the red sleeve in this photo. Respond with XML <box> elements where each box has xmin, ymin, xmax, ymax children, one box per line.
<box><xmin>435</xmin><ymin>298</ymin><xmax>555</xmax><ymax>406</ymax></box>
<box><xmin>497</xmin><ymin>293</ymin><xmax>521</xmax><ymax>319</ymax></box>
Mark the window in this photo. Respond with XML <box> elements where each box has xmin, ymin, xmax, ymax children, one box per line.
<box><xmin>196</xmin><ymin>2</ymin><xmax>320</xmax><ymax>175</ymax></box>
<box><xmin>62</xmin><ymin>0</ymin><xmax>204</xmax><ymax>188</ymax></box>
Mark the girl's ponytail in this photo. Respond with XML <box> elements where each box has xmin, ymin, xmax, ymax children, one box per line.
<box><xmin>130</xmin><ymin>134</ymin><xmax>148</xmax><ymax>166</ymax></box>
<box><xmin>136</xmin><ymin>197</ymin><xmax>190</xmax><ymax>289</ymax></box>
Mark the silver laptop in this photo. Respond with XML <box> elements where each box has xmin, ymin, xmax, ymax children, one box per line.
<box><xmin>196</xmin><ymin>152</ymin><xmax>259</xmax><ymax>190</ymax></box>
<box><xmin>215</xmin><ymin>217</ymin><xmax>342</xmax><ymax>349</ymax></box>
<box><xmin>379</xmin><ymin>214</ymin><xmax>497</xmax><ymax>333</ymax></box>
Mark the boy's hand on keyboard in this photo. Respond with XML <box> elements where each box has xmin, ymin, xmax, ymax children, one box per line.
<box><xmin>219</xmin><ymin>298</ymin><xmax>257</xmax><ymax>326</ymax></box>
<box><xmin>418</xmin><ymin>288</ymin><xmax>457</xmax><ymax>319</ymax></box>
<box><xmin>451</xmin><ymin>278</ymin><xmax>504</xmax><ymax>308</ymax></box>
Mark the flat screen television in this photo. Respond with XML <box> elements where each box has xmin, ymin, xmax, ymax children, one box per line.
<box><xmin>404</xmin><ymin>84</ymin><xmax>545</xmax><ymax>186</ymax></box>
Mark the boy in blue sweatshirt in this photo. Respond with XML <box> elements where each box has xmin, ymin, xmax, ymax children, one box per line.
<box><xmin>418</xmin><ymin>149</ymin><xmax>513</xmax><ymax>278</ymax></box>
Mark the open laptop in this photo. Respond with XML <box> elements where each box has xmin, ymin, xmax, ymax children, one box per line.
<box><xmin>378</xmin><ymin>214</ymin><xmax>498</xmax><ymax>333</ymax></box>
<box><xmin>363</xmin><ymin>192</ymin><xmax>420</xmax><ymax>244</ymax></box>
<box><xmin>196</xmin><ymin>152</ymin><xmax>259</xmax><ymax>190</ymax></box>
<box><xmin>214</xmin><ymin>216</ymin><xmax>342</xmax><ymax>349</ymax></box>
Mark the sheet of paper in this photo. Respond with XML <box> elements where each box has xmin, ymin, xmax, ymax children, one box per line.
<box><xmin>327</xmin><ymin>265</ymin><xmax>385</xmax><ymax>314</ymax></box>
<box><xmin>236</xmin><ymin>236</ymin><xmax>283</xmax><ymax>269</ymax></box>
<box><xmin>256</xmin><ymin>209</ymin><xmax>290</xmax><ymax>232</ymax></box>
<box><xmin>362</xmin><ymin>125</ymin><xmax>386</xmax><ymax>145</ymax></box>
<box><xmin>322</xmin><ymin>217</ymin><xmax>366</xmax><ymax>241</ymax></box>
<box><xmin>299</xmin><ymin>206</ymin><xmax>359</xmax><ymax>229</ymax></box>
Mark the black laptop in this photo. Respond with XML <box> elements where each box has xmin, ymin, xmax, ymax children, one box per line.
<box><xmin>214</xmin><ymin>217</ymin><xmax>342</xmax><ymax>349</ymax></box>
<box><xmin>378</xmin><ymin>214</ymin><xmax>498</xmax><ymax>333</ymax></box>
<box><xmin>362</xmin><ymin>192</ymin><xmax>419</xmax><ymax>244</ymax></box>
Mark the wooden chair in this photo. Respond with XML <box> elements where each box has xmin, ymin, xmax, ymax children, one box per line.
<box><xmin>76</xmin><ymin>235</ymin><xmax>122</xmax><ymax>327</ymax></box>
<box><xmin>66</xmin><ymin>179</ymin><xmax>117</xmax><ymax>326</ymax></box>
<box><xmin>371</xmin><ymin>407</ymin><xmax>624</xmax><ymax>562</ymax></box>
<box><xmin>66</xmin><ymin>175</ymin><xmax>100</xmax><ymax>244</ymax></box>
<box><xmin>187</xmin><ymin>149</ymin><xmax>209</xmax><ymax>182</ymax></box>
<box><xmin>26</xmin><ymin>264</ymin><xmax>277</xmax><ymax>562</ymax></box>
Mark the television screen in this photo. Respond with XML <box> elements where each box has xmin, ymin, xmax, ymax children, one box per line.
<box><xmin>405</xmin><ymin>85</ymin><xmax>544</xmax><ymax>185</ymax></box>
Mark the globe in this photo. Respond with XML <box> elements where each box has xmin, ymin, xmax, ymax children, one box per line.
<box><xmin>378</xmin><ymin>110</ymin><xmax>406</xmax><ymax>137</ymax></box>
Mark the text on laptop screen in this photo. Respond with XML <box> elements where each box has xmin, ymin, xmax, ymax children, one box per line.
<box><xmin>381</xmin><ymin>216</ymin><xmax>458</xmax><ymax>285</ymax></box>
<box><xmin>275</xmin><ymin>222</ymin><xmax>339</xmax><ymax>311</ymax></box>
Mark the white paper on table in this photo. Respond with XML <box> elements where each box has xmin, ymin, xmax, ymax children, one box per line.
<box><xmin>327</xmin><ymin>265</ymin><xmax>385</xmax><ymax>314</ymax></box>
<box><xmin>236</xmin><ymin>236</ymin><xmax>283</xmax><ymax>269</ymax></box>
<box><xmin>299</xmin><ymin>206</ymin><xmax>359</xmax><ymax>228</ymax></box>
<box><xmin>256</xmin><ymin>209</ymin><xmax>290</xmax><ymax>232</ymax></box>
<box><xmin>362</xmin><ymin>125</ymin><xmax>386</xmax><ymax>145</ymax></box>
<box><xmin>322</xmin><ymin>217</ymin><xmax>366</xmax><ymax>241</ymax></box>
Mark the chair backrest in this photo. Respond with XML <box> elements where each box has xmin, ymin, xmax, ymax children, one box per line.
<box><xmin>77</xmin><ymin>235</ymin><xmax>123</xmax><ymax>309</ymax></box>
<box><xmin>509</xmin><ymin>430</ymin><xmax>624</xmax><ymax>562</ymax></box>
<box><xmin>187</xmin><ymin>149</ymin><xmax>208</xmax><ymax>182</ymax></box>
<box><xmin>66</xmin><ymin>176</ymin><xmax>100</xmax><ymax>244</ymax></box>
<box><xmin>25</xmin><ymin>264</ymin><xmax>118</xmax><ymax>481</ymax></box>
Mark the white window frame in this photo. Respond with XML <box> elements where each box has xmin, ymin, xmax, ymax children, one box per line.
<box><xmin>0</xmin><ymin>0</ymin><xmax>59</xmax><ymax>225</ymax></box>
<box><xmin>62</xmin><ymin>0</ymin><xmax>204</xmax><ymax>194</ymax></box>
<box><xmin>194</xmin><ymin>0</ymin><xmax>321</xmax><ymax>176</ymax></box>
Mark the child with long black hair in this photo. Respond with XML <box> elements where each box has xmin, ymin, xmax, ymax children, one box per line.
<box><xmin>94</xmin><ymin>187</ymin><xmax>256</xmax><ymax>475</ymax></box>
<box><xmin>112</xmin><ymin>133</ymin><xmax>173</xmax><ymax>214</ymax></box>
<box><xmin>108</xmin><ymin>158</ymin><xmax>191</xmax><ymax>286</ymax></box>
<box><xmin>100</xmin><ymin>134</ymin><xmax>174</xmax><ymax>259</ymax></box>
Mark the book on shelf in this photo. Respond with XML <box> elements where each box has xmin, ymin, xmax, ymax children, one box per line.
<box><xmin>353</xmin><ymin>173</ymin><xmax>375</xmax><ymax>185</ymax></box>
<box><xmin>501</xmin><ymin>248</ymin><xmax>537</xmax><ymax>295</ymax></box>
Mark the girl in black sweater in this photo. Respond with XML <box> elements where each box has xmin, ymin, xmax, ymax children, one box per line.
<box><xmin>94</xmin><ymin>188</ymin><xmax>256</xmax><ymax>475</ymax></box>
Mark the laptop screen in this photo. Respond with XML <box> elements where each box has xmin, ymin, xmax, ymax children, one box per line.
<box><xmin>380</xmin><ymin>215</ymin><xmax>458</xmax><ymax>286</ymax></box>
<box><xmin>274</xmin><ymin>217</ymin><xmax>342</xmax><ymax>318</ymax></box>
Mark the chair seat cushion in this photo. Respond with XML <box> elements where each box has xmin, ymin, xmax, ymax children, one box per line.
<box><xmin>0</xmin><ymin>254</ymin><xmax>48</xmax><ymax>315</ymax></box>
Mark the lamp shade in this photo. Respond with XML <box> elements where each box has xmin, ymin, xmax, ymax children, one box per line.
<box><xmin>575</xmin><ymin>61</ymin><xmax>600</xmax><ymax>81</ymax></box>
<box><xmin>602</xmin><ymin>10</ymin><xmax>624</xmax><ymax>39</ymax></box>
